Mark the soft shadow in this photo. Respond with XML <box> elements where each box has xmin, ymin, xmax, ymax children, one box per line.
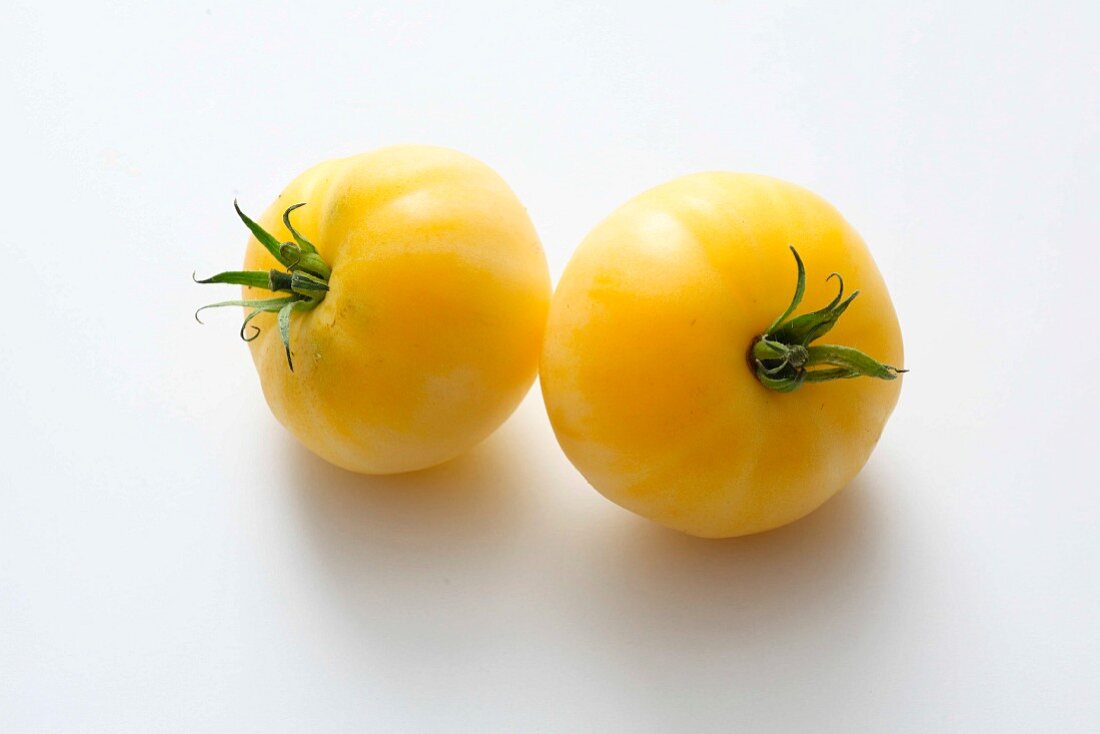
<box><xmin>288</xmin><ymin>428</ymin><xmax>531</xmax><ymax>569</ymax></box>
<box><xmin>283</xmin><ymin>402</ymin><xmax>897</xmax><ymax>711</ymax></box>
<box><xmin>562</xmin><ymin>467</ymin><xmax>893</xmax><ymax>673</ymax></box>
<box><xmin>283</xmin><ymin>407</ymin><xmax>541</xmax><ymax>633</ymax></box>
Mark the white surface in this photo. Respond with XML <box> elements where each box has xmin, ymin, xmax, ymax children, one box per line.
<box><xmin>2</xmin><ymin>1</ymin><xmax>1098</xmax><ymax>731</ymax></box>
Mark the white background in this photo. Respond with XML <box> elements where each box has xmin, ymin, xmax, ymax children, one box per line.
<box><xmin>2</xmin><ymin>1</ymin><xmax>1098</xmax><ymax>731</ymax></box>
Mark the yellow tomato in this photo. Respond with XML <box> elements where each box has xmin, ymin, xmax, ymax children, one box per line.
<box><xmin>201</xmin><ymin>145</ymin><xmax>550</xmax><ymax>474</ymax></box>
<box><xmin>540</xmin><ymin>173</ymin><xmax>904</xmax><ymax>538</ymax></box>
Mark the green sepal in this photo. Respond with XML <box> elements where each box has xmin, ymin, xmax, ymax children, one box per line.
<box><xmin>278</xmin><ymin>241</ymin><xmax>330</xmax><ymax>280</ymax></box>
<box><xmin>239</xmin><ymin>308</ymin><xmax>267</xmax><ymax>342</ymax></box>
<box><xmin>750</xmin><ymin>247</ymin><xmax>906</xmax><ymax>392</ymax></box>
<box><xmin>277</xmin><ymin>300</ymin><xmax>295</xmax><ymax>370</ymax></box>
<box><xmin>770</xmin><ymin>272</ymin><xmax>857</xmax><ymax>345</ymax></box>
<box><xmin>234</xmin><ymin>199</ymin><xmax>295</xmax><ymax>268</ymax></box>
<box><xmin>282</xmin><ymin>203</ymin><xmax>319</xmax><ymax>255</ymax></box>
<box><xmin>194</xmin><ymin>295</ymin><xmax>299</xmax><ymax>325</ymax></box>
<box><xmin>755</xmin><ymin>367</ymin><xmax>805</xmax><ymax>392</ymax></box>
<box><xmin>751</xmin><ymin>337</ymin><xmax>789</xmax><ymax>362</ymax></box>
<box><xmin>803</xmin><ymin>367</ymin><xmax>860</xmax><ymax>382</ymax></box>
<box><xmin>762</xmin><ymin>246</ymin><xmax>806</xmax><ymax>335</ymax></box>
<box><xmin>276</xmin><ymin>298</ymin><xmax>315</xmax><ymax>371</ymax></box>
<box><xmin>290</xmin><ymin>271</ymin><xmax>329</xmax><ymax>297</ymax></box>
<box><xmin>805</xmin><ymin>344</ymin><xmax>905</xmax><ymax>380</ymax></box>
<box><xmin>195</xmin><ymin>201</ymin><xmax>333</xmax><ymax>370</ymax></box>
<box><xmin>193</xmin><ymin>270</ymin><xmax>272</xmax><ymax>289</ymax></box>
<box><xmin>294</xmin><ymin>252</ymin><xmax>331</xmax><ymax>280</ymax></box>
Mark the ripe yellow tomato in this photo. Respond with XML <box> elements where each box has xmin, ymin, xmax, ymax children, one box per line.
<box><xmin>203</xmin><ymin>145</ymin><xmax>550</xmax><ymax>474</ymax></box>
<box><xmin>540</xmin><ymin>173</ymin><xmax>904</xmax><ymax>537</ymax></box>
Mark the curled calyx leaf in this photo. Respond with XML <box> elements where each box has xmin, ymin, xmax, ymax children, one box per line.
<box><xmin>750</xmin><ymin>246</ymin><xmax>906</xmax><ymax>392</ymax></box>
<box><xmin>193</xmin><ymin>201</ymin><xmax>330</xmax><ymax>371</ymax></box>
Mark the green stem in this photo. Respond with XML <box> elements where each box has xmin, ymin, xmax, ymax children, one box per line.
<box><xmin>750</xmin><ymin>246</ymin><xmax>906</xmax><ymax>392</ymax></box>
<box><xmin>194</xmin><ymin>202</ymin><xmax>330</xmax><ymax>371</ymax></box>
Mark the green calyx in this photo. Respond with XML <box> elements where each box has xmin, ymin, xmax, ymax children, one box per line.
<box><xmin>194</xmin><ymin>201</ymin><xmax>330</xmax><ymax>370</ymax></box>
<box><xmin>750</xmin><ymin>246</ymin><xmax>906</xmax><ymax>392</ymax></box>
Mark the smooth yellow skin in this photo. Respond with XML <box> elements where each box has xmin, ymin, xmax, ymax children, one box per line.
<box><xmin>540</xmin><ymin>173</ymin><xmax>903</xmax><ymax>538</ymax></box>
<box><xmin>242</xmin><ymin>145</ymin><xmax>550</xmax><ymax>474</ymax></box>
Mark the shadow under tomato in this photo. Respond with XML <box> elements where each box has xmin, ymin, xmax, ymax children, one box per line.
<box><xmin>601</xmin><ymin>469</ymin><xmax>886</xmax><ymax>599</ymax></box>
<box><xmin>554</xmin><ymin>466</ymin><xmax>897</xmax><ymax>726</ymax></box>
<box><xmin>287</xmin><ymin>425</ymin><xmax>532</xmax><ymax>564</ymax></box>
<box><xmin>282</xmin><ymin>396</ymin><xmax>546</xmax><ymax>652</ymax></box>
<box><xmin>283</xmin><ymin>394</ymin><xmax>900</xmax><ymax>720</ymax></box>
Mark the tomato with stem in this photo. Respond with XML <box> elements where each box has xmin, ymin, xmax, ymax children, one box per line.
<box><xmin>197</xmin><ymin>145</ymin><xmax>551</xmax><ymax>474</ymax></box>
<box><xmin>540</xmin><ymin>173</ymin><xmax>905</xmax><ymax>537</ymax></box>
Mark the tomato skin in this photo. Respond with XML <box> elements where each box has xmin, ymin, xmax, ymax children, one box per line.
<box><xmin>242</xmin><ymin>145</ymin><xmax>550</xmax><ymax>474</ymax></box>
<box><xmin>539</xmin><ymin>173</ymin><xmax>903</xmax><ymax>538</ymax></box>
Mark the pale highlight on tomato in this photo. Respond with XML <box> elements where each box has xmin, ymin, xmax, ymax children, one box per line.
<box><xmin>540</xmin><ymin>173</ymin><xmax>903</xmax><ymax>538</ymax></box>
